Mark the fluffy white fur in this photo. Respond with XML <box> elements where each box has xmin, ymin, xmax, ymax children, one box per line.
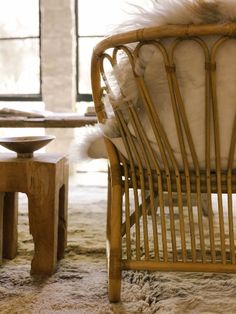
<box><xmin>78</xmin><ymin>0</ymin><xmax>236</xmax><ymax>169</ymax></box>
<box><xmin>71</xmin><ymin>124</ymin><xmax>106</xmax><ymax>162</ymax></box>
<box><xmin>112</xmin><ymin>0</ymin><xmax>236</xmax><ymax>33</ymax></box>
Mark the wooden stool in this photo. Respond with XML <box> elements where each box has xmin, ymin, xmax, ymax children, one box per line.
<box><xmin>0</xmin><ymin>153</ymin><xmax>69</xmax><ymax>275</ymax></box>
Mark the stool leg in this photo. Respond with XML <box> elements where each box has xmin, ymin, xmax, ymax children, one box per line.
<box><xmin>26</xmin><ymin>158</ymin><xmax>68</xmax><ymax>276</ymax></box>
<box><xmin>28</xmin><ymin>190</ymin><xmax>59</xmax><ymax>276</ymax></box>
<box><xmin>57</xmin><ymin>161</ymin><xmax>68</xmax><ymax>260</ymax></box>
<box><xmin>57</xmin><ymin>184</ymin><xmax>68</xmax><ymax>260</ymax></box>
<box><xmin>2</xmin><ymin>192</ymin><xmax>18</xmax><ymax>259</ymax></box>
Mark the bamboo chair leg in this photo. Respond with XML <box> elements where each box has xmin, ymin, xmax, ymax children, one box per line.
<box><xmin>107</xmin><ymin>175</ymin><xmax>122</xmax><ymax>302</ymax></box>
<box><xmin>106</xmin><ymin>170</ymin><xmax>111</xmax><ymax>242</ymax></box>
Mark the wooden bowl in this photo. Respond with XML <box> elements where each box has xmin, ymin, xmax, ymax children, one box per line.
<box><xmin>0</xmin><ymin>135</ymin><xmax>55</xmax><ymax>158</ymax></box>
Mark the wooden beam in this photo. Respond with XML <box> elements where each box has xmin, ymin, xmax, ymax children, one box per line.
<box><xmin>0</xmin><ymin>116</ymin><xmax>97</xmax><ymax>128</ymax></box>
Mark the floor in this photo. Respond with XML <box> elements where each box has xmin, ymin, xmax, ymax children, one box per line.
<box><xmin>2</xmin><ymin>156</ymin><xmax>236</xmax><ymax>313</ymax></box>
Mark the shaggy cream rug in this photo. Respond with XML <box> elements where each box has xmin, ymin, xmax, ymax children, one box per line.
<box><xmin>1</xmin><ymin>170</ymin><xmax>236</xmax><ymax>314</ymax></box>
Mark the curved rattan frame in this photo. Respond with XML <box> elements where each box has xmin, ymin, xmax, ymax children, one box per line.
<box><xmin>91</xmin><ymin>22</ymin><xmax>236</xmax><ymax>302</ymax></box>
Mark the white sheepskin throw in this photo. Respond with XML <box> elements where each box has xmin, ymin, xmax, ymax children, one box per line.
<box><xmin>111</xmin><ymin>0</ymin><xmax>236</xmax><ymax>33</ymax></box>
<box><xmin>78</xmin><ymin>0</ymin><xmax>236</xmax><ymax>169</ymax></box>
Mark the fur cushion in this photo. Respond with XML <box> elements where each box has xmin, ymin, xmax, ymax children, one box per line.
<box><xmin>79</xmin><ymin>0</ymin><xmax>236</xmax><ymax>169</ymax></box>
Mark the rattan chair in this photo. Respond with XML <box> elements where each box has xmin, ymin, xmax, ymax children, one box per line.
<box><xmin>91</xmin><ymin>22</ymin><xmax>236</xmax><ymax>302</ymax></box>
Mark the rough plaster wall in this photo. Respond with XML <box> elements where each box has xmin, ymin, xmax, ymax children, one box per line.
<box><xmin>40</xmin><ymin>0</ymin><xmax>77</xmax><ymax>169</ymax></box>
<box><xmin>41</xmin><ymin>0</ymin><xmax>76</xmax><ymax>113</ymax></box>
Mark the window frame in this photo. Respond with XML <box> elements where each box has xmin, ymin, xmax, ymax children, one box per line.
<box><xmin>75</xmin><ymin>0</ymin><xmax>104</xmax><ymax>103</ymax></box>
<box><xmin>0</xmin><ymin>0</ymin><xmax>42</xmax><ymax>102</ymax></box>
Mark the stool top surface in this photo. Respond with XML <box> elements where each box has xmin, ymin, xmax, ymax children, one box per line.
<box><xmin>0</xmin><ymin>153</ymin><xmax>68</xmax><ymax>163</ymax></box>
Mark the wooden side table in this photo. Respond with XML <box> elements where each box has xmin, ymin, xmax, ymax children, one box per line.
<box><xmin>0</xmin><ymin>153</ymin><xmax>69</xmax><ymax>275</ymax></box>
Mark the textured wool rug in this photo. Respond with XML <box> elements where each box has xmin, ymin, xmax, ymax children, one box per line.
<box><xmin>1</xmin><ymin>169</ymin><xmax>236</xmax><ymax>314</ymax></box>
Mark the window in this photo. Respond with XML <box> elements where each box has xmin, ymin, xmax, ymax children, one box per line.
<box><xmin>76</xmin><ymin>0</ymin><xmax>131</xmax><ymax>110</ymax></box>
<box><xmin>0</xmin><ymin>0</ymin><xmax>41</xmax><ymax>101</ymax></box>
<box><xmin>76</xmin><ymin>0</ymin><xmax>149</xmax><ymax>113</ymax></box>
<box><xmin>0</xmin><ymin>0</ymin><xmax>42</xmax><ymax>147</ymax></box>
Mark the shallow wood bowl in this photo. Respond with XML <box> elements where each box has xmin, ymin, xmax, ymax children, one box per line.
<box><xmin>0</xmin><ymin>135</ymin><xmax>55</xmax><ymax>158</ymax></box>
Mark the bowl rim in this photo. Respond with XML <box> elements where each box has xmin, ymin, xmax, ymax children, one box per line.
<box><xmin>0</xmin><ymin>135</ymin><xmax>56</xmax><ymax>143</ymax></box>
